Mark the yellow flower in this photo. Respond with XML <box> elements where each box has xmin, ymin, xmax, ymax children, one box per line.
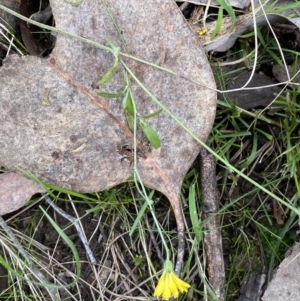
<box><xmin>154</xmin><ymin>260</ymin><xmax>190</xmax><ymax>300</ymax></box>
<box><xmin>196</xmin><ymin>28</ymin><xmax>208</xmax><ymax>36</ymax></box>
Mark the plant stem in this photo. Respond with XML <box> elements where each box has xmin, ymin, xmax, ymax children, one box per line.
<box><xmin>128</xmin><ymin>83</ymin><xmax>171</xmax><ymax>261</ymax></box>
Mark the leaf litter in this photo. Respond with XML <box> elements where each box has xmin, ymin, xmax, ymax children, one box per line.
<box><xmin>1</xmin><ymin>0</ymin><xmax>298</xmax><ymax>296</ymax></box>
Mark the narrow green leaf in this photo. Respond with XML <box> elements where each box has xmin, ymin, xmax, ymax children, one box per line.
<box><xmin>122</xmin><ymin>90</ymin><xmax>129</xmax><ymax>109</ymax></box>
<box><xmin>273</xmin><ymin>2</ymin><xmax>300</xmax><ymax>14</ymax></box>
<box><xmin>235</xmin><ymin>31</ymin><xmax>255</xmax><ymax>39</ymax></box>
<box><xmin>97</xmin><ymin>91</ymin><xmax>124</xmax><ymax>98</ymax></box>
<box><xmin>126</xmin><ymin>172</ymin><xmax>135</xmax><ymax>181</ymax></box>
<box><xmin>264</xmin><ymin>0</ymin><xmax>279</xmax><ymax>13</ymax></box>
<box><xmin>17</xmin><ymin>169</ymin><xmax>97</xmax><ymax>202</ymax></box>
<box><xmin>97</xmin><ymin>57</ymin><xmax>119</xmax><ymax>86</ymax></box>
<box><xmin>217</xmin><ymin>99</ymin><xmax>232</xmax><ymax>108</ymax></box>
<box><xmin>232</xmin><ymin>108</ymin><xmax>241</xmax><ymax>117</ymax></box>
<box><xmin>40</xmin><ymin>207</ymin><xmax>81</xmax><ymax>281</ymax></box>
<box><xmin>142</xmin><ymin>109</ymin><xmax>163</xmax><ymax>119</ymax></box>
<box><xmin>0</xmin><ymin>209</ymin><xmax>81</xmax><ymax>290</ymax></box>
<box><xmin>0</xmin><ymin>256</ymin><xmax>69</xmax><ymax>289</ymax></box>
<box><xmin>256</xmin><ymin>128</ymin><xmax>273</xmax><ymax>141</ymax></box>
<box><xmin>218</xmin><ymin>131</ymin><xmax>251</xmax><ymax>138</ymax></box>
<box><xmin>211</xmin><ymin>7</ymin><xmax>223</xmax><ymax>40</ymax></box>
<box><xmin>140</xmin><ymin>120</ymin><xmax>161</xmax><ymax>149</ymax></box>
<box><xmin>215</xmin><ymin>0</ymin><xmax>236</xmax><ymax>31</ymax></box>
<box><xmin>239</xmin><ymin>132</ymin><xmax>258</xmax><ymax>168</ymax></box>
<box><xmin>122</xmin><ymin>90</ymin><xmax>135</xmax><ymax>114</ymax></box>
<box><xmin>126</xmin><ymin>113</ymin><xmax>134</xmax><ymax>130</ymax></box>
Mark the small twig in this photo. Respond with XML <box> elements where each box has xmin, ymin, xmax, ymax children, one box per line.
<box><xmin>0</xmin><ymin>215</ymin><xmax>58</xmax><ymax>301</ymax></box>
<box><xmin>200</xmin><ymin>148</ymin><xmax>226</xmax><ymax>301</ymax></box>
<box><xmin>45</xmin><ymin>196</ymin><xmax>97</xmax><ymax>265</ymax></box>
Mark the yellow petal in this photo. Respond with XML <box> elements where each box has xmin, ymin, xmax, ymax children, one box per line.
<box><xmin>161</xmin><ymin>273</ymin><xmax>172</xmax><ymax>299</ymax></box>
<box><xmin>170</xmin><ymin>272</ymin><xmax>191</xmax><ymax>293</ymax></box>
<box><xmin>153</xmin><ymin>261</ymin><xmax>191</xmax><ymax>300</ymax></box>
<box><xmin>168</xmin><ymin>274</ymin><xmax>179</xmax><ymax>298</ymax></box>
<box><xmin>153</xmin><ymin>274</ymin><xmax>165</xmax><ymax>297</ymax></box>
<box><xmin>162</xmin><ymin>280</ymin><xmax>172</xmax><ymax>300</ymax></box>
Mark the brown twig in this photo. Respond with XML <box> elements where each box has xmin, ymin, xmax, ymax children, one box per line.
<box><xmin>200</xmin><ymin>147</ymin><xmax>226</xmax><ymax>301</ymax></box>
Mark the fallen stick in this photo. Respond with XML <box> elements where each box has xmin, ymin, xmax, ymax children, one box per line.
<box><xmin>200</xmin><ymin>147</ymin><xmax>226</xmax><ymax>301</ymax></box>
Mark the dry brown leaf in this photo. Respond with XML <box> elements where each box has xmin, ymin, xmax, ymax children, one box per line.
<box><xmin>0</xmin><ymin>0</ymin><xmax>216</xmax><ymax>271</ymax></box>
<box><xmin>0</xmin><ymin>0</ymin><xmax>216</xmax><ymax>198</ymax></box>
<box><xmin>0</xmin><ymin>172</ymin><xmax>45</xmax><ymax>215</ymax></box>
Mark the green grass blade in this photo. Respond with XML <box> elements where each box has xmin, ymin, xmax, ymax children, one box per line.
<box><xmin>211</xmin><ymin>7</ymin><xmax>224</xmax><ymax>40</ymax></box>
<box><xmin>40</xmin><ymin>206</ymin><xmax>81</xmax><ymax>283</ymax></box>
<box><xmin>97</xmin><ymin>91</ymin><xmax>125</xmax><ymax>98</ymax></box>
<box><xmin>17</xmin><ymin>169</ymin><xmax>99</xmax><ymax>202</ymax></box>
<box><xmin>272</xmin><ymin>2</ymin><xmax>300</xmax><ymax>14</ymax></box>
<box><xmin>126</xmin><ymin>113</ymin><xmax>134</xmax><ymax>130</ymax></box>
<box><xmin>215</xmin><ymin>0</ymin><xmax>236</xmax><ymax>30</ymax></box>
<box><xmin>239</xmin><ymin>132</ymin><xmax>257</xmax><ymax>168</ymax></box>
<box><xmin>0</xmin><ymin>253</ymin><xmax>75</xmax><ymax>289</ymax></box>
